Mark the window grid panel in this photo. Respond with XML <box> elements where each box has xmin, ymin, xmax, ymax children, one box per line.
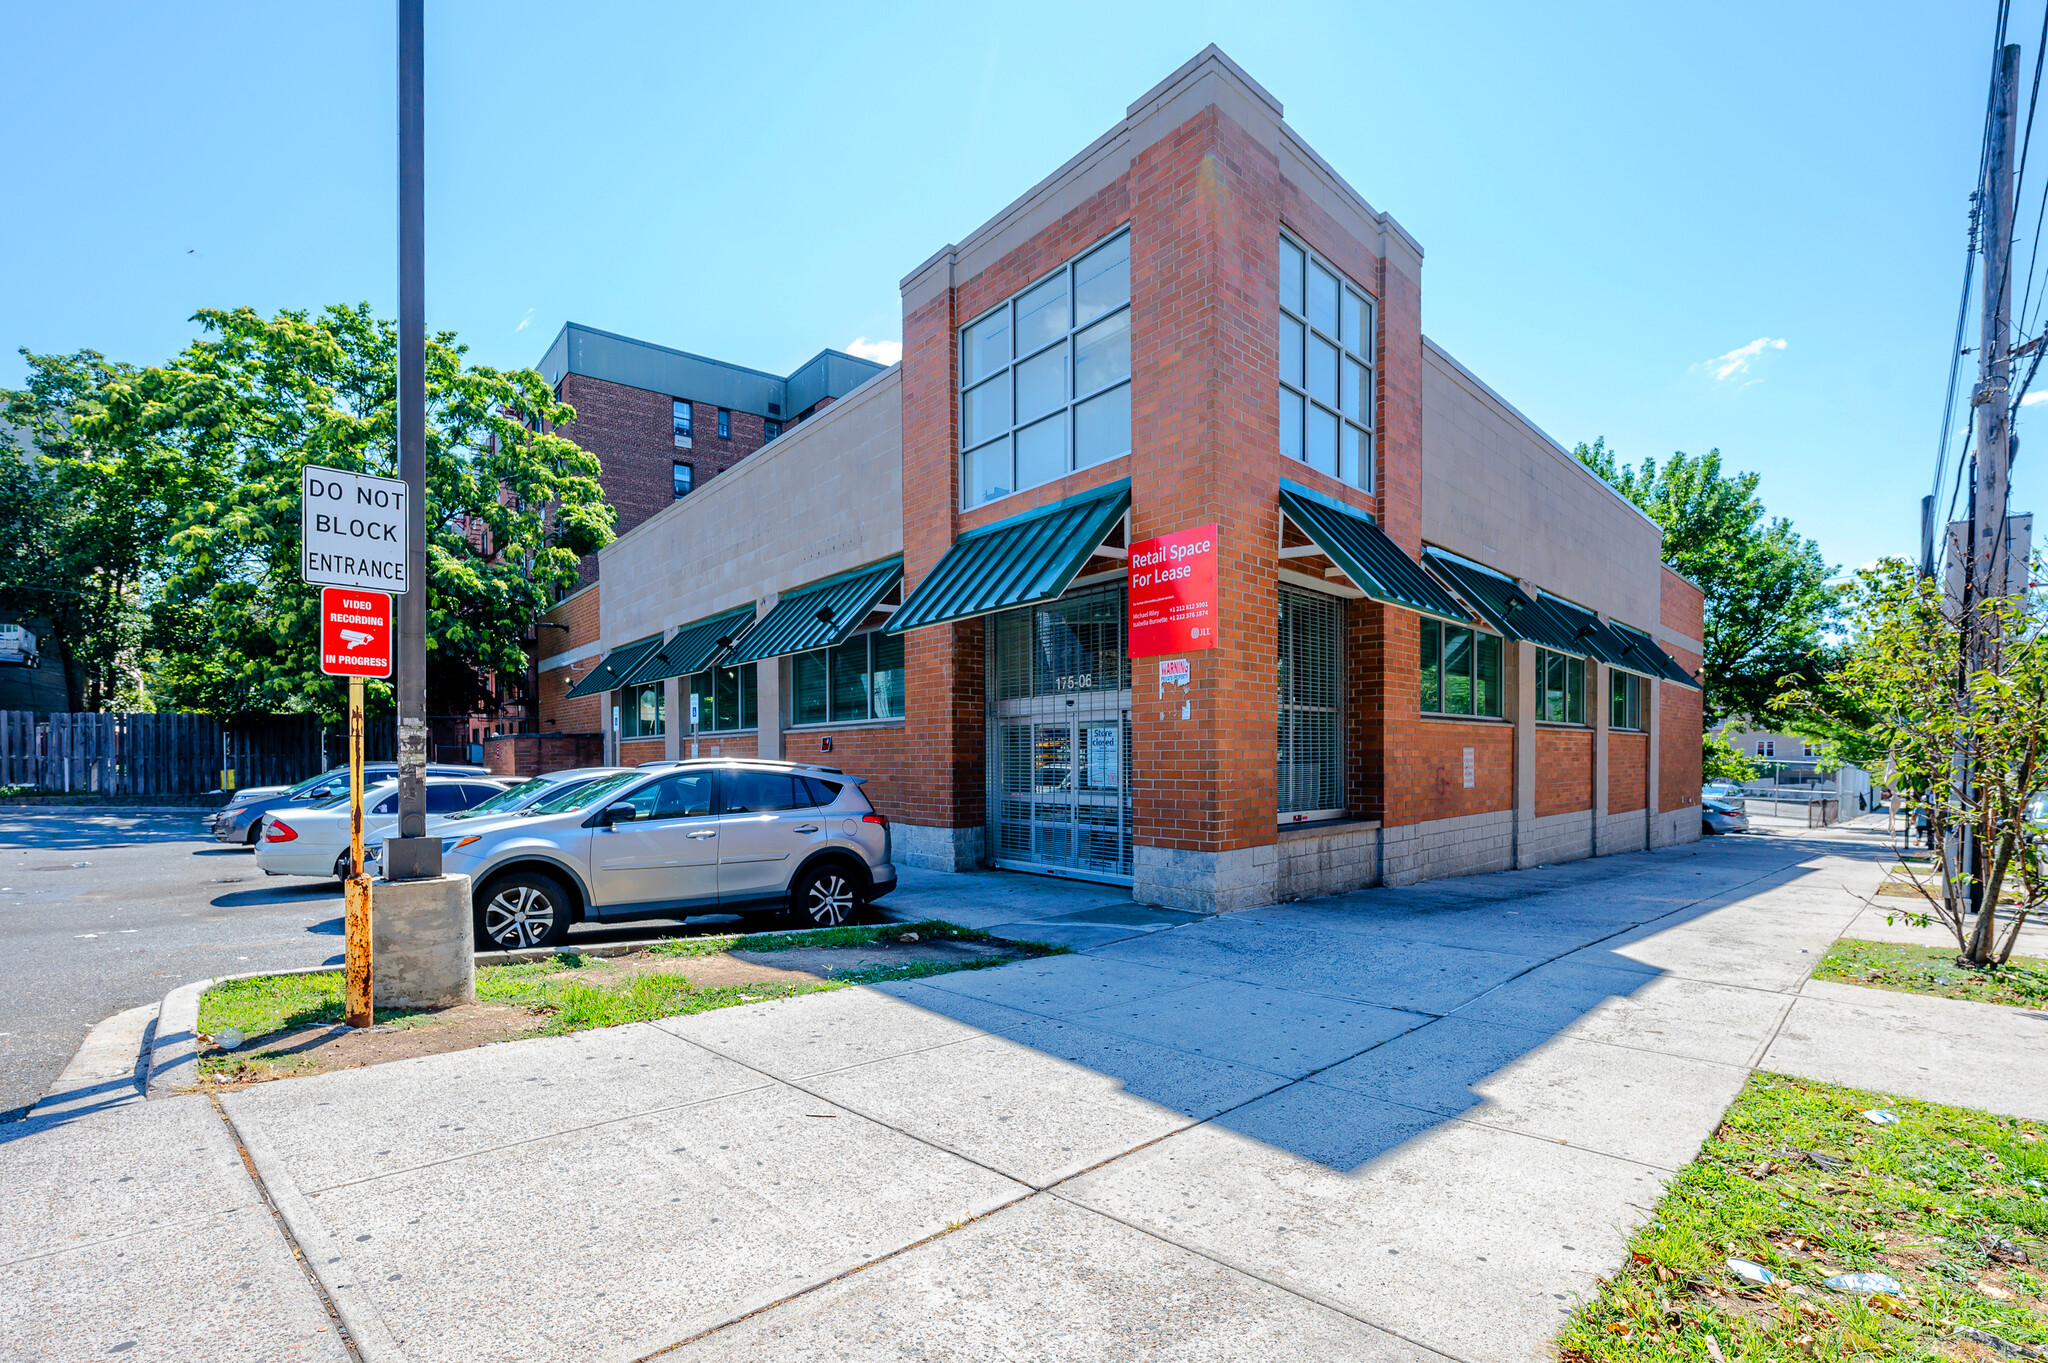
<box><xmin>1277</xmin><ymin>232</ymin><xmax>1376</xmax><ymax>493</ymax></box>
<box><xmin>959</xmin><ymin>231</ymin><xmax>1132</xmax><ymax>510</ymax></box>
<box><xmin>1278</xmin><ymin>587</ymin><xmax>1343</xmax><ymax>816</ymax></box>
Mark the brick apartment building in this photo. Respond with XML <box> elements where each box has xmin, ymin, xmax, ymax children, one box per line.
<box><xmin>563</xmin><ymin>46</ymin><xmax>1706</xmax><ymax>909</ymax></box>
<box><xmin>478</xmin><ymin>327</ymin><xmax>884</xmax><ymax>764</ymax></box>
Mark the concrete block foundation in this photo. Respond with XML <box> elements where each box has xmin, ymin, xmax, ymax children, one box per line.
<box><xmin>370</xmin><ymin>871</ymin><xmax>476</xmax><ymax>1009</ymax></box>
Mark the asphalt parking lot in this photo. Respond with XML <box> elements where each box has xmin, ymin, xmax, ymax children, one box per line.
<box><xmin>0</xmin><ymin>809</ymin><xmax>740</xmax><ymax>1120</ymax></box>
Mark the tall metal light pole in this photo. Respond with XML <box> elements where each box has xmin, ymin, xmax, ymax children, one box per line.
<box><xmin>387</xmin><ymin>0</ymin><xmax>440</xmax><ymax>881</ymax></box>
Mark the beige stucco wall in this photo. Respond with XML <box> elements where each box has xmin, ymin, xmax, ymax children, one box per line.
<box><xmin>1419</xmin><ymin>338</ymin><xmax>1663</xmax><ymax>632</ymax></box>
<box><xmin>598</xmin><ymin>365</ymin><xmax>904</xmax><ymax>646</ymax></box>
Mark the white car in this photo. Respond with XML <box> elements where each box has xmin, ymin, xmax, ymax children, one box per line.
<box><xmin>256</xmin><ymin>775</ymin><xmax>512</xmax><ymax>880</ymax></box>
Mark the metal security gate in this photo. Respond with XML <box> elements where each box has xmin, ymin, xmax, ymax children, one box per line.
<box><xmin>987</xmin><ymin>584</ymin><xmax>1134</xmax><ymax>883</ymax></box>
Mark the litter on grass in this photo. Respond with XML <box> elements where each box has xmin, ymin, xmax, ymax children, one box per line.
<box><xmin>1860</xmin><ymin>1108</ymin><xmax>1901</xmax><ymax>1125</ymax></box>
<box><xmin>1823</xmin><ymin>1271</ymin><xmax>1901</xmax><ymax>1294</ymax></box>
<box><xmin>1726</xmin><ymin>1258</ymin><xmax>1776</xmax><ymax>1286</ymax></box>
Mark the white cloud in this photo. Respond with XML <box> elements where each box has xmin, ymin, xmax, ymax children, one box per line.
<box><xmin>2022</xmin><ymin>390</ymin><xmax>2048</xmax><ymax>407</ymax></box>
<box><xmin>845</xmin><ymin>337</ymin><xmax>902</xmax><ymax>365</ymax></box>
<box><xmin>515</xmin><ymin>307</ymin><xmax>535</xmax><ymax>333</ymax></box>
<box><xmin>1697</xmin><ymin>336</ymin><xmax>1788</xmax><ymax>382</ymax></box>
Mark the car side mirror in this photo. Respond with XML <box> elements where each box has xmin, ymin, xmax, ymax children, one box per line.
<box><xmin>600</xmin><ymin>802</ymin><xmax>637</xmax><ymax>826</ymax></box>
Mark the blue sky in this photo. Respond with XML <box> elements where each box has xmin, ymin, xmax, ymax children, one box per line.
<box><xmin>0</xmin><ymin>1</ymin><xmax>2016</xmax><ymax>577</ymax></box>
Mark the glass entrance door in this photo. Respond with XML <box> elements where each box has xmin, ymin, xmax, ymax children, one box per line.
<box><xmin>987</xmin><ymin>585</ymin><xmax>1133</xmax><ymax>882</ymax></box>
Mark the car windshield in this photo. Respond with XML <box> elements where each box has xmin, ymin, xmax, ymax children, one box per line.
<box><xmin>314</xmin><ymin>782</ymin><xmax>395</xmax><ymax>811</ymax></box>
<box><xmin>288</xmin><ymin>769</ymin><xmax>350</xmax><ymax>798</ymax></box>
<box><xmin>528</xmin><ymin>770</ymin><xmax>638</xmax><ymax>815</ymax></box>
<box><xmin>450</xmin><ymin>775</ymin><xmax>553</xmax><ymax>819</ymax></box>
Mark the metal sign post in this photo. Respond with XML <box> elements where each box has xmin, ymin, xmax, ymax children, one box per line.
<box><xmin>689</xmin><ymin>691</ymin><xmax>700</xmax><ymax>759</ymax></box>
<box><xmin>318</xmin><ymin>586</ymin><xmax>394</xmax><ymax>1029</ymax></box>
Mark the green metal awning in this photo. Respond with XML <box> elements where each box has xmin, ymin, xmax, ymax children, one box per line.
<box><xmin>1606</xmin><ymin>620</ymin><xmax>1703</xmax><ymax>689</ymax></box>
<box><xmin>1279</xmin><ymin>481</ymin><xmax>1471</xmax><ymax>624</ymax></box>
<box><xmin>723</xmin><ymin>557</ymin><xmax>904</xmax><ymax>665</ymax></box>
<box><xmin>1420</xmin><ymin>550</ymin><xmax>1587</xmax><ymax>654</ymax></box>
<box><xmin>888</xmin><ymin>481</ymin><xmax>1131</xmax><ymax>634</ymax></box>
<box><xmin>619</xmin><ymin>605</ymin><xmax>758</xmax><ymax>686</ymax></box>
<box><xmin>1537</xmin><ymin>593</ymin><xmax>1639</xmax><ymax>669</ymax></box>
<box><xmin>563</xmin><ymin>633</ymin><xmax>663</xmax><ymax>699</ymax></box>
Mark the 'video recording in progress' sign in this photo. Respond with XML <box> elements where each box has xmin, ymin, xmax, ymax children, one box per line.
<box><xmin>301</xmin><ymin>465</ymin><xmax>409</xmax><ymax>592</ymax></box>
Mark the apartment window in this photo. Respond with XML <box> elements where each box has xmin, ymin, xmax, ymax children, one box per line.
<box><xmin>672</xmin><ymin>400</ymin><xmax>693</xmax><ymax>443</ymax></box>
<box><xmin>1803</xmin><ymin>741</ymin><xmax>1817</xmax><ymax>757</ymax></box>
<box><xmin>1277</xmin><ymin>234</ymin><xmax>1375</xmax><ymax>490</ymax></box>
<box><xmin>717</xmin><ymin>408</ymin><xmax>731</xmax><ymax>439</ymax></box>
<box><xmin>764</xmin><ymin>418</ymin><xmax>782</xmax><ymax>441</ymax></box>
<box><xmin>1536</xmin><ymin>649</ymin><xmax>1587</xmax><ymax>725</ymax></box>
<box><xmin>1759</xmin><ymin>739</ymin><xmax>1775</xmax><ymax>758</ymax></box>
<box><xmin>1419</xmin><ymin>619</ymin><xmax>1503</xmax><ymax>718</ymax></box>
<box><xmin>672</xmin><ymin>462</ymin><xmax>693</xmax><ymax>499</ymax></box>
<box><xmin>1277</xmin><ymin>587</ymin><xmax>1343</xmax><ymax>820</ymax></box>
<box><xmin>959</xmin><ymin>230</ymin><xmax>1132</xmax><ymax>510</ymax></box>
<box><xmin>618</xmin><ymin>681</ymin><xmax>665</xmax><ymax>738</ymax></box>
<box><xmin>1610</xmin><ymin>671</ymin><xmax>1645</xmax><ymax>731</ymax></box>
<box><xmin>790</xmin><ymin>632</ymin><xmax>905</xmax><ymax>725</ymax></box>
<box><xmin>683</xmin><ymin>665</ymin><xmax>758</xmax><ymax>732</ymax></box>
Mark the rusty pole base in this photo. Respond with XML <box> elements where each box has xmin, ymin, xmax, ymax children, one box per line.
<box><xmin>344</xmin><ymin>873</ymin><xmax>374</xmax><ymax>1028</ymax></box>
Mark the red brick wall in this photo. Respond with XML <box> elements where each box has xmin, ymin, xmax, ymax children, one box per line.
<box><xmin>536</xmin><ymin>584</ymin><xmax>603</xmax><ymax>736</ymax></box>
<box><xmin>687</xmin><ymin>733</ymin><xmax>757</xmax><ymax>761</ymax></box>
<box><xmin>1659</xmin><ymin>566</ymin><xmax>1705</xmax><ymax>812</ymax></box>
<box><xmin>1400</xmin><ymin>719</ymin><xmax>1514</xmax><ymax>820</ymax></box>
<box><xmin>787</xmin><ymin>724</ymin><xmax>910</xmax><ymax>820</ymax></box>
<box><xmin>618</xmin><ymin>738</ymin><xmax>665</xmax><ymax>767</ymax></box>
<box><xmin>1609</xmin><ymin>731</ymin><xmax>1648</xmax><ymax>813</ymax></box>
<box><xmin>554</xmin><ymin>373</ymin><xmax>768</xmax><ymax>585</ymax></box>
<box><xmin>482</xmin><ymin>732</ymin><xmax>605</xmax><ymax>778</ymax></box>
<box><xmin>1536</xmin><ymin>727</ymin><xmax>1594</xmax><ymax>818</ymax></box>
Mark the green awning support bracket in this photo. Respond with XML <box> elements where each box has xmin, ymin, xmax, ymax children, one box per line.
<box><xmin>1605</xmin><ymin>619</ymin><xmax>1703</xmax><ymax>689</ymax></box>
<box><xmin>563</xmin><ymin>633</ymin><xmax>664</xmax><ymax>700</ymax></box>
<box><xmin>1421</xmin><ymin>550</ymin><xmax>1586</xmax><ymax>655</ymax></box>
<box><xmin>1536</xmin><ymin>593</ymin><xmax>1640</xmax><ymax>670</ymax></box>
<box><xmin>1278</xmin><ymin>481</ymin><xmax>1471</xmax><ymax>625</ymax></box>
<box><xmin>888</xmin><ymin>480</ymin><xmax>1131</xmax><ymax>634</ymax></box>
<box><xmin>723</xmin><ymin>557</ymin><xmax>904</xmax><ymax>665</ymax></box>
<box><xmin>619</xmin><ymin>605</ymin><xmax>760</xmax><ymax>686</ymax></box>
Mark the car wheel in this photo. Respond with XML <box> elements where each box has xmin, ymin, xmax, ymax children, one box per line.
<box><xmin>475</xmin><ymin>872</ymin><xmax>573</xmax><ymax>951</ymax></box>
<box><xmin>245</xmin><ymin>824</ymin><xmax>262</xmax><ymax>846</ymax></box>
<box><xmin>332</xmin><ymin>852</ymin><xmax>352</xmax><ymax>882</ymax></box>
<box><xmin>791</xmin><ymin>862</ymin><xmax>862</xmax><ymax>928</ymax></box>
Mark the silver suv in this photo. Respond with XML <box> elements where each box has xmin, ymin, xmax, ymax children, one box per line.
<box><xmin>437</xmin><ymin>759</ymin><xmax>896</xmax><ymax>950</ymax></box>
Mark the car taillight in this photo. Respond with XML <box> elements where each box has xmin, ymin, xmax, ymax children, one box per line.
<box><xmin>862</xmin><ymin>813</ymin><xmax>889</xmax><ymax>830</ymax></box>
<box><xmin>265</xmin><ymin>820</ymin><xmax>298</xmax><ymax>843</ymax></box>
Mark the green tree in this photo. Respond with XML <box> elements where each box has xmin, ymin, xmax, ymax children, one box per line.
<box><xmin>1823</xmin><ymin>558</ymin><xmax>2047</xmax><ymax>966</ymax></box>
<box><xmin>0</xmin><ymin>349</ymin><xmax>206</xmax><ymax>709</ymax></box>
<box><xmin>82</xmin><ymin>304</ymin><xmax>613</xmax><ymax>719</ymax></box>
<box><xmin>1701</xmin><ymin>730</ymin><xmax>1758</xmax><ymax>784</ymax></box>
<box><xmin>1575</xmin><ymin>439</ymin><xmax>1835</xmax><ymax>726</ymax></box>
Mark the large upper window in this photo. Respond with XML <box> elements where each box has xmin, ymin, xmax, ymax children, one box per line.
<box><xmin>1420</xmin><ymin>619</ymin><xmax>1503</xmax><ymax>718</ymax></box>
<box><xmin>791</xmin><ymin>632</ymin><xmax>905</xmax><ymax>725</ymax></box>
<box><xmin>960</xmin><ymin>231</ymin><xmax>1132</xmax><ymax>510</ymax></box>
<box><xmin>672</xmin><ymin>462</ymin><xmax>692</xmax><ymax>499</ymax></box>
<box><xmin>1610</xmin><ymin>671</ymin><xmax>1645</xmax><ymax>732</ymax></box>
<box><xmin>1537</xmin><ymin>649</ymin><xmax>1587</xmax><ymax>725</ymax></box>
<box><xmin>1277</xmin><ymin>587</ymin><xmax>1344</xmax><ymax>821</ymax></box>
<box><xmin>618</xmin><ymin>681</ymin><xmax>665</xmax><ymax>738</ymax></box>
<box><xmin>672</xmin><ymin>400</ymin><xmax>692</xmax><ymax>444</ymax></box>
<box><xmin>684</xmin><ymin>665</ymin><xmax>757</xmax><ymax>732</ymax></box>
<box><xmin>1277</xmin><ymin>234</ymin><xmax>1374</xmax><ymax>490</ymax></box>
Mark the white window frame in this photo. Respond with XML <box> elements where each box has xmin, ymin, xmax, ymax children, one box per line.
<box><xmin>958</xmin><ymin>229</ymin><xmax>1132</xmax><ymax>510</ymax></box>
<box><xmin>1277</xmin><ymin>232</ymin><xmax>1375</xmax><ymax>491</ymax></box>
<box><xmin>672</xmin><ymin>399</ymin><xmax>693</xmax><ymax>444</ymax></box>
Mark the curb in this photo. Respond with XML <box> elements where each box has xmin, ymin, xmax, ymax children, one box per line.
<box><xmin>27</xmin><ymin>1002</ymin><xmax>159</xmax><ymax>1120</ymax></box>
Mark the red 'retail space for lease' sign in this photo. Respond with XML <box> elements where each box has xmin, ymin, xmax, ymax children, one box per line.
<box><xmin>1128</xmin><ymin>524</ymin><xmax>1219</xmax><ymax>656</ymax></box>
<box><xmin>320</xmin><ymin>588</ymin><xmax>393</xmax><ymax>678</ymax></box>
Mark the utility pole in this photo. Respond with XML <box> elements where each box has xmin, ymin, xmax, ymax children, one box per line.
<box><xmin>386</xmin><ymin>0</ymin><xmax>441</xmax><ymax>881</ymax></box>
<box><xmin>1957</xmin><ymin>42</ymin><xmax>2021</xmax><ymax>922</ymax></box>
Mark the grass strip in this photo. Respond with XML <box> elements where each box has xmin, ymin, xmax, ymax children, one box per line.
<box><xmin>1556</xmin><ymin>1071</ymin><xmax>2048</xmax><ymax>1362</ymax></box>
<box><xmin>1815</xmin><ymin>938</ymin><xmax>2048</xmax><ymax>1011</ymax></box>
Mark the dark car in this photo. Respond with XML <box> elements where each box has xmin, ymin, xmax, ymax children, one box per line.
<box><xmin>211</xmin><ymin>762</ymin><xmax>491</xmax><ymax>845</ymax></box>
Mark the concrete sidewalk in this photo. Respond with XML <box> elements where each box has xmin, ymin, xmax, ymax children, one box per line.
<box><xmin>10</xmin><ymin>818</ymin><xmax>2044</xmax><ymax>1362</ymax></box>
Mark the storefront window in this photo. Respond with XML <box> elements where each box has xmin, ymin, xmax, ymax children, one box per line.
<box><xmin>683</xmin><ymin>665</ymin><xmax>757</xmax><ymax>732</ymax></box>
<box><xmin>617</xmin><ymin>681</ymin><xmax>665</xmax><ymax>738</ymax></box>
<box><xmin>1419</xmin><ymin>619</ymin><xmax>1503</xmax><ymax>718</ymax></box>
<box><xmin>1537</xmin><ymin>648</ymin><xmax>1587</xmax><ymax>725</ymax></box>
<box><xmin>1610</xmin><ymin>670</ymin><xmax>1645</xmax><ymax>731</ymax></box>
<box><xmin>1277</xmin><ymin>587</ymin><xmax>1343</xmax><ymax>819</ymax></box>
<box><xmin>959</xmin><ymin>231</ymin><xmax>1132</xmax><ymax>509</ymax></box>
<box><xmin>790</xmin><ymin>633</ymin><xmax>905</xmax><ymax>725</ymax></box>
<box><xmin>1278</xmin><ymin>233</ymin><xmax>1374</xmax><ymax>491</ymax></box>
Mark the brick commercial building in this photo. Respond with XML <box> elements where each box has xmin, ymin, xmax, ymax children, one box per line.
<box><xmin>569</xmin><ymin>46</ymin><xmax>1705</xmax><ymax>911</ymax></box>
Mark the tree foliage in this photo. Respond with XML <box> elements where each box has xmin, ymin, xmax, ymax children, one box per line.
<box><xmin>0</xmin><ymin>349</ymin><xmax>204</xmax><ymax>709</ymax></box>
<box><xmin>76</xmin><ymin>304</ymin><xmax>613</xmax><ymax>719</ymax></box>
<box><xmin>1575</xmin><ymin>439</ymin><xmax>1835</xmax><ymax>726</ymax></box>
<box><xmin>1828</xmin><ymin>557</ymin><xmax>2047</xmax><ymax>966</ymax></box>
<box><xmin>1701</xmin><ymin>730</ymin><xmax>1759</xmax><ymax>784</ymax></box>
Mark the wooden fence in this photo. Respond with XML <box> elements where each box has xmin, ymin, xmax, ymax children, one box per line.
<box><xmin>0</xmin><ymin>711</ymin><xmax>400</xmax><ymax>795</ymax></box>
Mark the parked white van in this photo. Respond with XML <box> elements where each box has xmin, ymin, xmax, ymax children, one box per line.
<box><xmin>0</xmin><ymin>625</ymin><xmax>39</xmax><ymax>668</ymax></box>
